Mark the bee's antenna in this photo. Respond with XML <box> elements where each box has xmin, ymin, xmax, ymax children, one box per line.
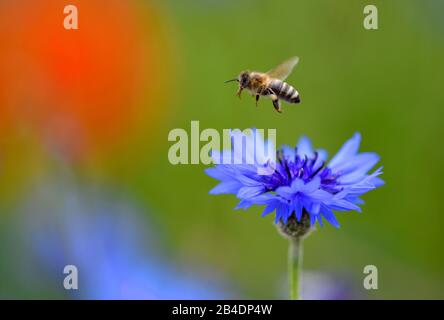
<box><xmin>224</xmin><ymin>78</ymin><xmax>238</xmax><ymax>83</ymax></box>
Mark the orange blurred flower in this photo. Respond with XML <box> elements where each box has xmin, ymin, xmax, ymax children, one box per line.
<box><xmin>0</xmin><ymin>0</ymin><xmax>172</xmax><ymax>161</ymax></box>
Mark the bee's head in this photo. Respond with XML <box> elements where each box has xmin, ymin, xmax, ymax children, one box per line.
<box><xmin>239</xmin><ymin>71</ymin><xmax>250</xmax><ymax>88</ymax></box>
<box><xmin>224</xmin><ymin>72</ymin><xmax>250</xmax><ymax>92</ymax></box>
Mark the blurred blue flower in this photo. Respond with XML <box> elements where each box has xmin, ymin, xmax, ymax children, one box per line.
<box><xmin>206</xmin><ymin>131</ymin><xmax>383</xmax><ymax>227</ymax></box>
<box><xmin>301</xmin><ymin>271</ymin><xmax>363</xmax><ymax>300</ymax></box>
<box><xmin>20</xmin><ymin>179</ymin><xmax>233</xmax><ymax>299</ymax></box>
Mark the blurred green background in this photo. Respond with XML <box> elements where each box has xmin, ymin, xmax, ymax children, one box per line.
<box><xmin>0</xmin><ymin>0</ymin><xmax>443</xmax><ymax>299</ymax></box>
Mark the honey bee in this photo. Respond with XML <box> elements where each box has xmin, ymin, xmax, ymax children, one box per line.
<box><xmin>225</xmin><ymin>56</ymin><xmax>301</xmax><ymax>113</ymax></box>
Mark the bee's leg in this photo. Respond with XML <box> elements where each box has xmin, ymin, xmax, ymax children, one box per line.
<box><xmin>256</xmin><ymin>87</ymin><xmax>264</xmax><ymax>107</ymax></box>
<box><xmin>236</xmin><ymin>87</ymin><xmax>243</xmax><ymax>99</ymax></box>
<box><xmin>272</xmin><ymin>99</ymin><xmax>282</xmax><ymax>113</ymax></box>
<box><xmin>266</xmin><ymin>88</ymin><xmax>282</xmax><ymax>113</ymax></box>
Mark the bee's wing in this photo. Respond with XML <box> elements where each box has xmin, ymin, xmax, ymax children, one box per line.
<box><xmin>266</xmin><ymin>56</ymin><xmax>299</xmax><ymax>81</ymax></box>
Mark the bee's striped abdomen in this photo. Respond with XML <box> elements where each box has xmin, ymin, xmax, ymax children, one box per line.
<box><xmin>270</xmin><ymin>79</ymin><xmax>300</xmax><ymax>104</ymax></box>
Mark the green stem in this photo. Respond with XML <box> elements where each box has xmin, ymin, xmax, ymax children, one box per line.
<box><xmin>288</xmin><ymin>237</ymin><xmax>303</xmax><ymax>300</ymax></box>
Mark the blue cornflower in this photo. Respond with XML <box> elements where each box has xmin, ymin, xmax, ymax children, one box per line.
<box><xmin>205</xmin><ymin>130</ymin><xmax>383</xmax><ymax>228</ymax></box>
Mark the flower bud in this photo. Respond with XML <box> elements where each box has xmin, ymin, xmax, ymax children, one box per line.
<box><xmin>277</xmin><ymin>212</ymin><xmax>313</xmax><ymax>239</ymax></box>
